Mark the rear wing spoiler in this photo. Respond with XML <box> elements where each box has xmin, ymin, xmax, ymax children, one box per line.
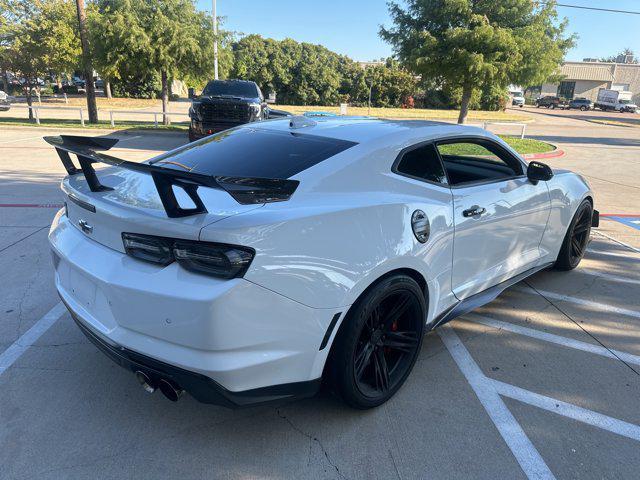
<box><xmin>44</xmin><ymin>135</ymin><xmax>299</xmax><ymax>218</ymax></box>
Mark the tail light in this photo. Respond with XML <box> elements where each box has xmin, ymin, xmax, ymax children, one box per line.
<box><xmin>122</xmin><ymin>233</ymin><xmax>254</xmax><ymax>279</ymax></box>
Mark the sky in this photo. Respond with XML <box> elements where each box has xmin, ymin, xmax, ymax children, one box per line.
<box><xmin>195</xmin><ymin>0</ymin><xmax>640</xmax><ymax>62</ymax></box>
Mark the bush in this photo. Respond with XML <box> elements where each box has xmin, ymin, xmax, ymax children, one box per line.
<box><xmin>53</xmin><ymin>85</ymin><xmax>79</xmax><ymax>94</ymax></box>
<box><xmin>111</xmin><ymin>73</ymin><xmax>160</xmax><ymax>99</ymax></box>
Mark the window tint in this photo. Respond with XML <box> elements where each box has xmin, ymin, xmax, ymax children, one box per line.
<box><xmin>202</xmin><ymin>80</ymin><xmax>259</xmax><ymax>98</ymax></box>
<box><xmin>395</xmin><ymin>143</ymin><xmax>447</xmax><ymax>185</ymax></box>
<box><xmin>150</xmin><ymin>128</ymin><xmax>357</xmax><ymax>179</ymax></box>
<box><xmin>436</xmin><ymin>140</ymin><xmax>522</xmax><ymax>186</ymax></box>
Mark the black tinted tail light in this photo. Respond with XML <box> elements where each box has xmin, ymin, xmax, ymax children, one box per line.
<box><xmin>173</xmin><ymin>241</ymin><xmax>254</xmax><ymax>279</ymax></box>
<box><xmin>122</xmin><ymin>233</ymin><xmax>173</xmax><ymax>266</ymax></box>
<box><xmin>122</xmin><ymin>233</ymin><xmax>254</xmax><ymax>279</ymax></box>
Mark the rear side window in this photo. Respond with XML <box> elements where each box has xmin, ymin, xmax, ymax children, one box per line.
<box><xmin>151</xmin><ymin>128</ymin><xmax>357</xmax><ymax>179</ymax></box>
<box><xmin>395</xmin><ymin>143</ymin><xmax>447</xmax><ymax>185</ymax></box>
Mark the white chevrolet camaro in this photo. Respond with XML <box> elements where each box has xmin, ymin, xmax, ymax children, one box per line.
<box><xmin>47</xmin><ymin>116</ymin><xmax>597</xmax><ymax>408</ymax></box>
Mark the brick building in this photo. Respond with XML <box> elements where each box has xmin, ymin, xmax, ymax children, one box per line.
<box><xmin>541</xmin><ymin>61</ymin><xmax>640</xmax><ymax>103</ymax></box>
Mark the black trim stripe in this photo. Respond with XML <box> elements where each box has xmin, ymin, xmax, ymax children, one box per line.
<box><xmin>67</xmin><ymin>193</ymin><xmax>96</xmax><ymax>213</ymax></box>
<box><xmin>319</xmin><ymin>312</ymin><xmax>342</xmax><ymax>350</ymax></box>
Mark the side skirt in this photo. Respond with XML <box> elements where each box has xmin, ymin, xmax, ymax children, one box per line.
<box><xmin>429</xmin><ymin>262</ymin><xmax>554</xmax><ymax>330</ymax></box>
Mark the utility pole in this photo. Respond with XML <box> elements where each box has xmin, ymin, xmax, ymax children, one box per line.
<box><xmin>75</xmin><ymin>0</ymin><xmax>98</xmax><ymax>123</ymax></box>
<box><xmin>213</xmin><ymin>0</ymin><xmax>218</xmax><ymax>79</ymax></box>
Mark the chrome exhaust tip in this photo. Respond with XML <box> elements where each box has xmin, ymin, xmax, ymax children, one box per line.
<box><xmin>158</xmin><ymin>378</ymin><xmax>184</xmax><ymax>402</ymax></box>
<box><xmin>135</xmin><ymin>370</ymin><xmax>156</xmax><ymax>394</ymax></box>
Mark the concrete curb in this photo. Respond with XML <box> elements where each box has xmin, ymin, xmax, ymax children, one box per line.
<box><xmin>522</xmin><ymin>148</ymin><xmax>565</xmax><ymax>160</ymax></box>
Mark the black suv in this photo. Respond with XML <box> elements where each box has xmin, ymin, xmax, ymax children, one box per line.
<box><xmin>535</xmin><ymin>96</ymin><xmax>568</xmax><ymax>109</ymax></box>
<box><xmin>188</xmin><ymin>79</ymin><xmax>287</xmax><ymax>142</ymax></box>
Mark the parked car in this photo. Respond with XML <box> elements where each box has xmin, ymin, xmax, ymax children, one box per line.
<box><xmin>45</xmin><ymin>118</ymin><xmax>597</xmax><ymax>409</ymax></box>
<box><xmin>188</xmin><ymin>79</ymin><xmax>289</xmax><ymax>142</ymax></box>
<box><xmin>0</xmin><ymin>90</ymin><xmax>10</xmax><ymax>111</ymax></box>
<box><xmin>567</xmin><ymin>98</ymin><xmax>593</xmax><ymax>111</ymax></box>
<box><xmin>535</xmin><ymin>96</ymin><xmax>568</xmax><ymax>109</ymax></box>
<box><xmin>510</xmin><ymin>91</ymin><xmax>525</xmax><ymax>107</ymax></box>
<box><xmin>594</xmin><ymin>89</ymin><xmax>638</xmax><ymax>113</ymax></box>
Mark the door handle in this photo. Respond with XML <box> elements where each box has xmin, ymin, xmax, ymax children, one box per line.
<box><xmin>463</xmin><ymin>206</ymin><xmax>486</xmax><ymax>217</ymax></box>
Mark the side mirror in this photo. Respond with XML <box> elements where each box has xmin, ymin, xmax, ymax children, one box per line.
<box><xmin>527</xmin><ymin>161</ymin><xmax>554</xmax><ymax>183</ymax></box>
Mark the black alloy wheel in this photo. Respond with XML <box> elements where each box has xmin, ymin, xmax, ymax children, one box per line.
<box><xmin>555</xmin><ymin>200</ymin><xmax>593</xmax><ymax>270</ymax></box>
<box><xmin>329</xmin><ymin>275</ymin><xmax>425</xmax><ymax>409</ymax></box>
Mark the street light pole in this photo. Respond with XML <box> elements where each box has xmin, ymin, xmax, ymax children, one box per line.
<box><xmin>213</xmin><ymin>0</ymin><xmax>218</xmax><ymax>80</ymax></box>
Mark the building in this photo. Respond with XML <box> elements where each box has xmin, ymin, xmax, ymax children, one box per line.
<box><xmin>541</xmin><ymin>60</ymin><xmax>640</xmax><ymax>103</ymax></box>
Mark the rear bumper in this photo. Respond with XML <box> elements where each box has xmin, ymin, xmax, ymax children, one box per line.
<box><xmin>64</xmin><ymin>298</ymin><xmax>321</xmax><ymax>408</ymax></box>
<box><xmin>49</xmin><ymin>211</ymin><xmax>339</xmax><ymax>397</ymax></box>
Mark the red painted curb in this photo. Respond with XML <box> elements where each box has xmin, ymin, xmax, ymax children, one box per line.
<box><xmin>522</xmin><ymin>149</ymin><xmax>565</xmax><ymax>160</ymax></box>
<box><xmin>600</xmin><ymin>214</ymin><xmax>640</xmax><ymax>218</ymax></box>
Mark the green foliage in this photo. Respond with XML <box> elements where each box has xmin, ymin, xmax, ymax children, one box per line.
<box><xmin>231</xmin><ymin>36</ymin><xmax>416</xmax><ymax>107</ymax></box>
<box><xmin>111</xmin><ymin>72</ymin><xmax>160</xmax><ymax>99</ymax></box>
<box><xmin>90</xmin><ymin>0</ymin><xmax>232</xmax><ymax>103</ymax></box>
<box><xmin>2</xmin><ymin>1</ymin><xmax>80</xmax><ymax>84</ymax></box>
<box><xmin>380</xmin><ymin>0</ymin><xmax>574</xmax><ymax>121</ymax></box>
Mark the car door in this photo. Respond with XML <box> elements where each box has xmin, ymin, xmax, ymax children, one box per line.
<box><xmin>435</xmin><ymin>138</ymin><xmax>550</xmax><ymax>300</ymax></box>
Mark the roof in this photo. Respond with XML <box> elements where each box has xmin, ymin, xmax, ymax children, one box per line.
<box><xmin>253</xmin><ymin>116</ymin><xmax>484</xmax><ymax>144</ymax></box>
<box><xmin>559</xmin><ymin>63</ymin><xmax>615</xmax><ymax>82</ymax></box>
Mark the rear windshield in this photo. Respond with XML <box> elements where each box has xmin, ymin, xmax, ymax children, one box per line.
<box><xmin>202</xmin><ymin>80</ymin><xmax>259</xmax><ymax>98</ymax></box>
<box><xmin>150</xmin><ymin>128</ymin><xmax>357</xmax><ymax>179</ymax></box>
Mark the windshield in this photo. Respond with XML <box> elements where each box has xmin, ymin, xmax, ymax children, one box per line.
<box><xmin>202</xmin><ymin>81</ymin><xmax>259</xmax><ymax>98</ymax></box>
<box><xmin>150</xmin><ymin>128</ymin><xmax>357</xmax><ymax>179</ymax></box>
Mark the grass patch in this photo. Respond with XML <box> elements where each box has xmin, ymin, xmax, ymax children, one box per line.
<box><xmin>498</xmin><ymin>136</ymin><xmax>555</xmax><ymax>154</ymax></box>
<box><xmin>438</xmin><ymin>136</ymin><xmax>554</xmax><ymax>156</ymax></box>
<box><xmin>0</xmin><ymin>117</ymin><xmax>188</xmax><ymax>131</ymax></box>
<box><xmin>277</xmin><ymin>104</ymin><xmax>529</xmax><ymax>122</ymax></box>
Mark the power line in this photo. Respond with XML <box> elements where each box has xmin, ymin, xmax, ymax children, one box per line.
<box><xmin>539</xmin><ymin>2</ymin><xmax>640</xmax><ymax>15</ymax></box>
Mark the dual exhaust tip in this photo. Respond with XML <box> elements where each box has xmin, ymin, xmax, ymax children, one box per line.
<box><xmin>135</xmin><ymin>370</ymin><xmax>184</xmax><ymax>402</ymax></box>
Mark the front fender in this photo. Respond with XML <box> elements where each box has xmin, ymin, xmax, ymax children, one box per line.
<box><xmin>539</xmin><ymin>170</ymin><xmax>594</xmax><ymax>262</ymax></box>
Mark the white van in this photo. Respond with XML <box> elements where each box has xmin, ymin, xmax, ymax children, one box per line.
<box><xmin>595</xmin><ymin>89</ymin><xmax>637</xmax><ymax>113</ymax></box>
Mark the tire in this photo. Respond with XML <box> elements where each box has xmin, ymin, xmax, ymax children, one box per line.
<box><xmin>580</xmin><ymin>106</ymin><xmax>587</xmax><ymax>111</ymax></box>
<box><xmin>550</xmin><ymin>104</ymin><xmax>556</xmax><ymax>109</ymax></box>
<box><xmin>328</xmin><ymin>274</ymin><xmax>426</xmax><ymax>409</ymax></box>
<box><xmin>554</xmin><ymin>200</ymin><xmax>593</xmax><ymax>271</ymax></box>
<box><xmin>536</xmin><ymin>104</ymin><xmax>541</xmax><ymax>108</ymax></box>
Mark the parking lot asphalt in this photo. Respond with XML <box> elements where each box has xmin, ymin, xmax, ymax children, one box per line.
<box><xmin>1</xmin><ymin>112</ymin><xmax>639</xmax><ymax>479</ymax></box>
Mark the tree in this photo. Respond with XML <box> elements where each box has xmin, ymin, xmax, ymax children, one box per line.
<box><xmin>2</xmin><ymin>1</ymin><xmax>67</xmax><ymax>119</ymax></box>
<box><xmin>600</xmin><ymin>48</ymin><xmax>637</xmax><ymax>64</ymax></box>
<box><xmin>380</xmin><ymin>0</ymin><xmax>574</xmax><ymax>123</ymax></box>
<box><xmin>75</xmin><ymin>0</ymin><xmax>98</xmax><ymax>123</ymax></box>
<box><xmin>1</xmin><ymin>1</ymin><xmax>80</xmax><ymax>106</ymax></box>
<box><xmin>90</xmin><ymin>0</ymin><xmax>221</xmax><ymax>122</ymax></box>
<box><xmin>41</xmin><ymin>0</ymin><xmax>81</xmax><ymax>90</ymax></box>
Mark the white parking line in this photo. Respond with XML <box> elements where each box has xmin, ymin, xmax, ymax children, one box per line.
<box><xmin>438</xmin><ymin>324</ymin><xmax>555</xmax><ymax>480</ymax></box>
<box><xmin>593</xmin><ymin>230</ymin><xmax>640</xmax><ymax>254</ymax></box>
<box><xmin>467</xmin><ymin>315</ymin><xmax>640</xmax><ymax>367</ymax></box>
<box><xmin>586</xmin><ymin>249</ymin><xmax>640</xmax><ymax>261</ymax></box>
<box><xmin>582</xmin><ymin>269</ymin><xmax>640</xmax><ymax>286</ymax></box>
<box><xmin>514</xmin><ymin>286</ymin><xmax>640</xmax><ymax>319</ymax></box>
<box><xmin>491</xmin><ymin>379</ymin><xmax>640</xmax><ymax>442</ymax></box>
<box><xmin>0</xmin><ymin>135</ymin><xmax>45</xmax><ymax>145</ymax></box>
<box><xmin>0</xmin><ymin>302</ymin><xmax>66</xmax><ymax>376</ymax></box>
